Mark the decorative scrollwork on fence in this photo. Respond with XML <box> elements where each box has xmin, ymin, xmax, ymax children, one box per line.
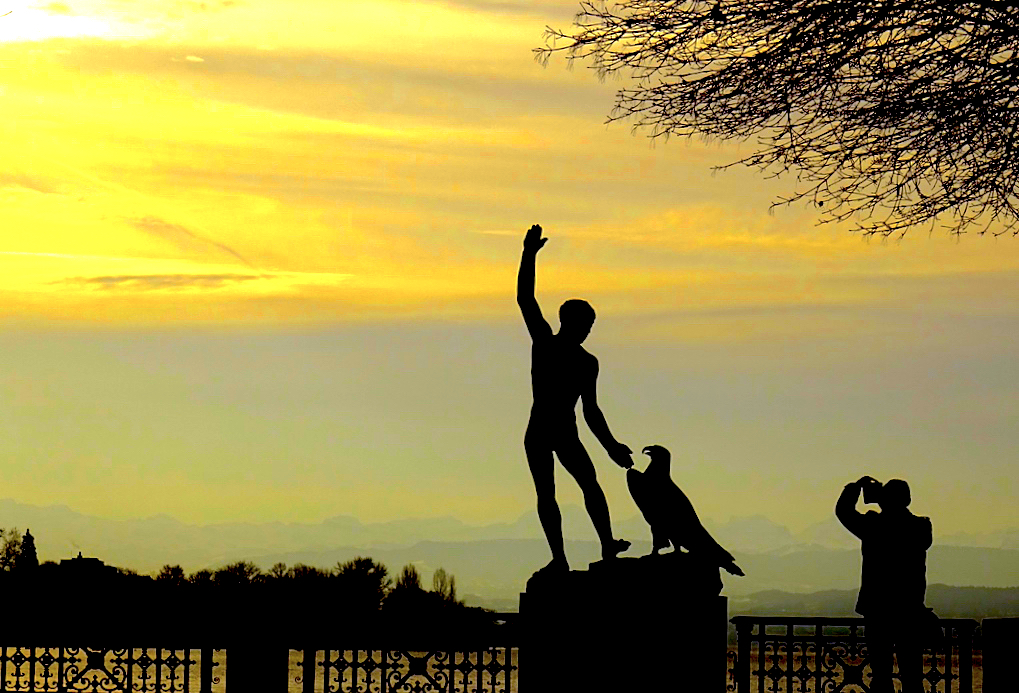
<box><xmin>0</xmin><ymin>646</ymin><xmax>218</xmax><ymax>693</ymax></box>
<box><xmin>307</xmin><ymin>647</ymin><xmax>516</xmax><ymax>693</ymax></box>
<box><xmin>818</xmin><ymin>639</ymin><xmax>868</xmax><ymax>692</ymax></box>
<box><xmin>730</xmin><ymin>617</ymin><xmax>978</xmax><ymax>693</ymax></box>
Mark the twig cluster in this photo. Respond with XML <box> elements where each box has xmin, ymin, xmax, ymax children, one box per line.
<box><xmin>537</xmin><ymin>0</ymin><xmax>1019</xmax><ymax>236</ymax></box>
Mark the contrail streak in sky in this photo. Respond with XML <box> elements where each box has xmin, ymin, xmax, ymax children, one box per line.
<box><xmin>130</xmin><ymin>217</ymin><xmax>259</xmax><ymax>272</ymax></box>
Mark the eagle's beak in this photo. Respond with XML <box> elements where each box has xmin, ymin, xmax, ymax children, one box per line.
<box><xmin>642</xmin><ymin>446</ymin><xmax>654</xmax><ymax>456</ymax></box>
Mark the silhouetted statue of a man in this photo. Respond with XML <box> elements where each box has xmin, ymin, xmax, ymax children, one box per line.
<box><xmin>518</xmin><ymin>224</ymin><xmax>632</xmax><ymax>577</ymax></box>
<box><xmin>836</xmin><ymin>476</ymin><xmax>932</xmax><ymax>693</ymax></box>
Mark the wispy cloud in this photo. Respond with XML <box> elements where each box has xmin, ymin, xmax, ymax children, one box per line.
<box><xmin>129</xmin><ymin>217</ymin><xmax>256</xmax><ymax>269</ymax></box>
<box><xmin>61</xmin><ymin>273</ymin><xmax>265</xmax><ymax>291</ymax></box>
<box><xmin>0</xmin><ymin>174</ymin><xmax>63</xmax><ymax>195</ymax></box>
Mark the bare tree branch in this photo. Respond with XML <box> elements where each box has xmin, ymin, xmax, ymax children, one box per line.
<box><xmin>537</xmin><ymin>0</ymin><xmax>1019</xmax><ymax>237</ymax></box>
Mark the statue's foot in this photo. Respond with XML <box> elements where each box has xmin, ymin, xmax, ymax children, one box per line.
<box><xmin>531</xmin><ymin>558</ymin><xmax>569</xmax><ymax>580</ymax></box>
<box><xmin>601</xmin><ymin>538</ymin><xmax>630</xmax><ymax>560</ymax></box>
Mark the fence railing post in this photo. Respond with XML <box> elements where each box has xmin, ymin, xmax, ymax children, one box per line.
<box><xmin>227</xmin><ymin>641</ymin><xmax>290</xmax><ymax>692</ymax></box>
<box><xmin>200</xmin><ymin>646</ymin><xmax>214</xmax><ymax>693</ymax></box>
<box><xmin>732</xmin><ymin>617</ymin><xmax>752</xmax><ymax>692</ymax></box>
<box><xmin>302</xmin><ymin>647</ymin><xmax>317</xmax><ymax>693</ymax></box>
<box><xmin>954</xmin><ymin>621</ymin><xmax>973</xmax><ymax>693</ymax></box>
<box><xmin>981</xmin><ymin>617</ymin><xmax>1017</xmax><ymax>693</ymax></box>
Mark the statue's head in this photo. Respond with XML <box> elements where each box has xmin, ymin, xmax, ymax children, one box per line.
<box><xmin>558</xmin><ymin>299</ymin><xmax>595</xmax><ymax>344</ymax></box>
<box><xmin>879</xmin><ymin>479</ymin><xmax>911</xmax><ymax>510</ymax></box>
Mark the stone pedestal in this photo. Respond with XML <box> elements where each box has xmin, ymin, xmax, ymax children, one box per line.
<box><xmin>520</xmin><ymin>553</ymin><xmax>729</xmax><ymax>692</ymax></box>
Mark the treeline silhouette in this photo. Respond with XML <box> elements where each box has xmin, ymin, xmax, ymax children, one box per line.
<box><xmin>150</xmin><ymin>559</ymin><xmax>484</xmax><ymax>622</ymax></box>
<box><xmin>0</xmin><ymin>527</ymin><xmax>496</xmax><ymax>640</ymax></box>
<box><xmin>0</xmin><ymin>527</ymin><xmax>38</xmax><ymax>572</ymax></box>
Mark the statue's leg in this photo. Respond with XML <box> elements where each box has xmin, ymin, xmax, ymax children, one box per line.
<box><xmin>525</xmin><ymin>422</ymin><xmax>567</xmax><ymax>569</ymax></box>
<box><xmin>556</xmin><ymin>435</ymin><xmax>628</xmax><ymax>559</ymax></box>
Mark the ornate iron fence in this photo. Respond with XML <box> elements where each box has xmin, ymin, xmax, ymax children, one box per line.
<box><xmin>729</xmin><ymin>616</ymin><xmax>978</xmax><ymax>693</ymax></box>
<box><xmin>0</xmin><ymin>643</ymin><xmax>518</xmax><ymax>693</ymax></box>
<box><xmin>0</xmin><ymin>646</ymin><xmax>221</xmax><ymax>693</ymax></box>
<box><xmin>292</xmin><ymin>647</ymin><xmax>517</xmax><ymax>693</ymax></box>
<box><xmin>0</xmin><ymin>608</ymin><xmax>518</xmax><ymax>693</ymax></box>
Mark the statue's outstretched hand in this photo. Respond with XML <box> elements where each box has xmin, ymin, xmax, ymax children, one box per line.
<box><xmin>523</xmin><ymin>224</ymin><xmax>547</xmax><ymax>253</ymax></box>
<box><xmin>608</xmin><ymin>442</ymin><xmax>634</xmax><ymax>469</ymax></box>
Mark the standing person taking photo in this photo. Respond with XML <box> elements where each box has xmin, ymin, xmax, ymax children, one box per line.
<box><xmin>517</xmin><ymin>224</ymin><xmax>632</xmax><ymax>578</ymax></box>
<box><xmin>836</xmin><ymin>476</ymin><xmax>933</xmax><ymax>693</ymax></box>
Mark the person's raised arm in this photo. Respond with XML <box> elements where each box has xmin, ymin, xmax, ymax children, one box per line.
<box><xmin>582</xmin><ymin>358</ymin><xmax>633</xmax><ymax>468</ymax></box>
<box><xmin>517</xmin><ymin>224</ymin><xmax>552</xmax><ymax>339</ymax></box>
<box><xmin>836</xmin><ymin>478</ymin><xmax>869</xmax><ymax>539</ymax></box>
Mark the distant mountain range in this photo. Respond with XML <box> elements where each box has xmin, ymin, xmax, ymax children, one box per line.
<box><xmin>1</xmin><ymin>499</ymin><xmax>1016</xmax><ymax>610</ymax></box>
<box><xmin>732</xmin><ymin>584</ymin><xmax>1019</xmax><ymax>621</ymax></box>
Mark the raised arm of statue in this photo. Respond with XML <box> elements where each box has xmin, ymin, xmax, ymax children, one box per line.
<box><xmin>517</xmin><ymin>224</ymin><xmax>552</xmax><ymax>339</ymax></box>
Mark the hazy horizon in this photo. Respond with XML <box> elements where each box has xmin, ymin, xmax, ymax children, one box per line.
<box><xmin>8</xmin><ymin>494</ymin><xmax>1019</xmax><ymax>537</ymax></box>
<box><xmin>4</xmin><ymin>496</ymin><xmax>1018</xmax><ymax>557</ymax></box>
<box><xmin>7</xmin><ymin>497</ymin><xmax>1019</xmax><ymax>608</ymax></box>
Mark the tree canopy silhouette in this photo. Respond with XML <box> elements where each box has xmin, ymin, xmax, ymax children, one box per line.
<box><xmin>0</xmin><ymin>528</ymin><xmax>21</xmax><ymax>572</ymax></box>
<box><xmin>16</xmin><ymin>529</ymin><xmax>38</xmax><ymax>572</ymax></box>
<box><xmin>537</xmin><ymin>0</ymin><xmax>1019</xmax><ymax>237</ymax></box>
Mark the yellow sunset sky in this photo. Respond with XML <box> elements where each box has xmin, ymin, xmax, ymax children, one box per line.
<box><xmin>0</xmin><ymin>0</ymin><xmax>1016</xmax><ymax>545</ymax></box>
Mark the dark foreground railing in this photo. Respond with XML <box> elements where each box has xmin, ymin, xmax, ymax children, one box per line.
<box><xmin>0</xmin><ymin>646</ymin><xmax>221</xmax><ymax>692</ymax></box>
<box><xmin>4</xmin><ymin>613</ymin><xmax>1005</xmax><ymax>692</ymax></box>
<box><xmin>0</xmin><ymin>644</ymin><xmax>518</xmax><ymax>693</ymax></box>
<box><xmin>0</xmin><ymin>614</ymin><xmax>519</xmax><ymax>693</ymax></box>
<box><xmin>729</xmin><ymin>616</ymin><xmax>979</xmax><ymax>693</ymax></box>
<box><xmin>292</xmin><ymin>646</ymin><xmax>517</xmax><ymax>693</ymax></box>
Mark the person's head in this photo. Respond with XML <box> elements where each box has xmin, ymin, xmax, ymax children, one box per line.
<box><xmin>879</xmin><ymin>479</ymin><xmax>911</xmax><ymax>510</ymax></box>
<box><xmin>558</xmin><ymin>299</ymin><xmax>595</xmax><ymax>343</ymax></box>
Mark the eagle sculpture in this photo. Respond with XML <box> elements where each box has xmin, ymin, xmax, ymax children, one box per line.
<box><xmin>627</xmin><ymin>445</ymin><xmax>744</xmax><ymax>577</ymax></box>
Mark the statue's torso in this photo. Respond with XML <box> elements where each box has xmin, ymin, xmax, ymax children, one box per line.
<box><xmin>529</xmin><ymin>335</ymin><xmax>595</xmax><ymax>422</ymax></box>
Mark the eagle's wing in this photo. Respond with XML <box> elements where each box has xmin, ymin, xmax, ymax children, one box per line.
<box><xmin>659</xmin><ymin>480</ymin><xmax>700</xmax><ymax>550</ymax></box>
<box><xmin>627</xmin><ymin>469</ymin><xmax>668</xmax><ymax>548</ymax></box>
